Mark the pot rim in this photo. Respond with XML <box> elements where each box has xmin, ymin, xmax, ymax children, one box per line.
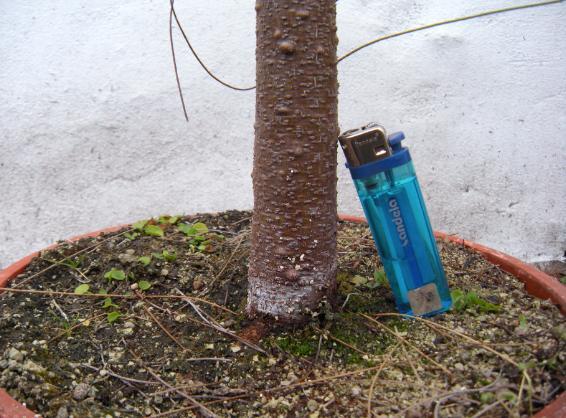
<box><xmin>0</xmin><ymin>215</ymin><xmax>564</xmax><ymax>418</ymax></box>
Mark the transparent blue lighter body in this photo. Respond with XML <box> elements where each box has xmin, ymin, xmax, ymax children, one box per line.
<box><xmin>352</xmin><ymin>157</ymin><xmax>452</xmax><ymax>316</ymax></box>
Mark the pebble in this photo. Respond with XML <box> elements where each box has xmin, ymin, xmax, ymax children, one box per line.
<box><xmin>7</xmin><ymin>347</ymin><xmax>24</xmax><ymax>362</ymax></box>
<box><xmin>55</xmin><ymin>406</ymin><xmax>69</xmax><ymax>418</ymax></box>
<box><xmin>160</xmin><ymin>269</ymin><xmax>169</xmax><ymax>277</ymax></box>
<box><xmin>307</xmin><ymin>399</ymin><xmax>318</xmax><ymax>412</ymax></box>
<box><xmin>72</xmin><ymin>382</ymin><xmax>91</xmax><ymax>401</ymax></box>
<box><xmin>351</xmin><ymin>386</ymin><xmax>362</xmax><ymax>396</ymax></box>
<box><xmin>551</xmin><ymin>324</ymin><xmax>565</xmax><ymax>340</ymax></box>
<box><xmin>108</xmin><ymin>349</ymin><xmax>124</xmax><ymax>363</ymax></box>
<box><xmin>118</xmin><ymin>253</ymin><xmax>137</xmax><ymax>264</ymax></box>
<box><xmin>192</xmin><ymin>277</ymin><xmax>204</xmax><ymax>290</ymax></box>
<box><xmin>120</xmin><ymin>327</ymin><xmax>134</xmax><ymax>336</ymax></box>
<box><xmin>454</xmin><ymin>362</ymin><xmax>465</xmax><ymax>371</ymax></box>
<box><xmin>22</xmin><ymin>360</ymin><xmax>45</xmax><ymax>374</ymax></box>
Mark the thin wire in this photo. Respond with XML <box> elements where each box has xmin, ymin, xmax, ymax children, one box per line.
<box><xmin>337</xmin><ymin>0</ymin><xmax>563</xmax><ymax>63</ymax></box>
<box><xmin>170</xmin><ymin>0</ymin><xmax>188</xmax><ymax>121</ymax></box>
<box><xmin>170</xmin><ymin>0</ymin><xmax>562</xmax><ymax>100</ymax></box>
<box><xmin>170</xmin><ymin>0</ymin><xmax>255</xmax><ymax>91</ymax></box>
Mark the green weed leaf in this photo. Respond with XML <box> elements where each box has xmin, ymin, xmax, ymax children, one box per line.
<box><xmin>193</xmin><ymin>222</ymin><xmax>208</xmax><ymax>234</ymax></box>
<box><xmin>124</xmin><ymin>232</ymin><xmax>140</xmax><ymax>241</ymax></box>
<box><xmin>104</xmin><ymin>268</ymin><xmax>126</xmax><ymax>281</ymax></box>
<box><xmin>144</xmin><ymin>225</ymin><xmax>164</xmax><ymax>237</ymax></box>
<box><xmin>138</xmin><ymin>256</ymin><xmax>151</xmax><ymax>266</ymax></box>
<box><xmin>451</xmin><ymin>289</ymin><xmax>500</xmax><ymax>314</ymax></box>
<box><xmin>518</xmin><ymin>314</ymin><xmax>528</xmax><ymax>329</ymax></box>
<box><xmin>162</xmin><ymin>250</ymin><xmax>177</xmax><ymax>262</ymax></box>
<box><xmin>373</xmin><ymin>269</ymin><xmax>387</xmax><ymax>285</ymax></box>
<box><xmin>107</xmin><ymin>311</ymin><xmax>121</xmax><ymax>324</ymax></box>
<box><xmin>138</xmin><ymin>280</ymin><xmax>152</xmax><ymax>291</ymax></box>
<box><xmin>132</xmin><ymin>220</ymin><xmax>148</xmax><ymax>232</ymax></box>
<box><xmin>178</xmin><ymin>223</ymin><xmax>195</xmax><ymax>236</ymax></box>
<box><xmin>151</xmin><ymin>250</ymin><xmax>176</xmax><ymax>262</ymax></box>
<box><xmin>102</xmin><ymin>298</ymin><xmax>118</xmax><ymax>309</ymax></box>
<box><xmin>158</xmin><ymin>215</ymin><xmax>180</xmax><ymax>225</ymax></box>
<box><xmin>178</xmin><ymin>221</ymin><xmax>208</xmax><ymax>237</ymax></box>
<box><xmin>74</xmin><ymin>284</ymin><xmax>90</xmax><ymax>295</ymax></box>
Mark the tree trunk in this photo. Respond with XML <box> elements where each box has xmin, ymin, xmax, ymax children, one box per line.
<box><xmin>248</xmin><ymin>0</ymin><xmax>339</xmax><ymax>322</ymax></box>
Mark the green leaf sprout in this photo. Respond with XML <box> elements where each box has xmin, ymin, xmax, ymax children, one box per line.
<box><xmin>74</xmin><ymin>284</ymin><xmax>90</xmax><ymax>295</ymax></box>
<box><xmin>104</xmin><ymin>268</ymin><xmax>126</xmax><ymax>281</ymax></box>
<box><xmin>138</xmin><ymin>280</ymin><xmax>152</xmax><ymax>291</ymax></box>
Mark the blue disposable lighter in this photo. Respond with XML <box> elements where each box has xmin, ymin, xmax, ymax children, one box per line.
<box><xmin>339</xmin><ymin>123</ymin><xmax>451</xmax><ymax>316</ymax></box>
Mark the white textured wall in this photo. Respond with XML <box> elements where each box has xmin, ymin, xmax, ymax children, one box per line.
<box><xmin>1</xmin><ymin>0</ymin><xmax>564</xmax><ymax>268</ymax></box>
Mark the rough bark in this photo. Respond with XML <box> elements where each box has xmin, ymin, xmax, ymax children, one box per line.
<box><xmin>248</xmin><ymin>0</ymin><xmax>339</xmax><ymax>322</ymax></box>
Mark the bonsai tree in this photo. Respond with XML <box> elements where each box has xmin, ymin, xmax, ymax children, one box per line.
<box><xmin>247</xmin><ymin>0</ymin><xmax>339</xmax><ymax>322</ymax></box>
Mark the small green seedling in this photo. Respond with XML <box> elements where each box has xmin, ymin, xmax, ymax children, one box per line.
<box><xmin>132</xmin><ymin>220</ymin><xmax>148</xmax><ymax>231</ymax></box>
<box><xmin>373</xmin><ymin>269</ymin><xmax>388</xmax><ymax>286</ymax></box>
<box><xmin>74</xmin><ymin>284</ymin><xmax>90</xmax><ymax>295</ymax></box>
<box><xmin>363</xmin><ymin>268</ymin><xmax>388</xmax><ymax>289</ymax></box>
<box><xmin>63</xmin><ymin>255</ymin><xmax>84</xmax><ymax>269</ymax></box>
<box><xmin>107</xmin><ymin>311</ymin><xmax>122</xmax><ymax>324</ymax></box>
<box><xmin>158</xmin><ymin>215</ymin><xmax>180</xmax><ymax>225</ymax></box>
<box><xmin>102</xmin><ymin>298</ymin><xmax>119</xmax><ymax>309</ymax></box>
<box><xmin>518</xmin><ymin>314</ymin><xmax>528</xmax><ymax>329</ymax></box>
<box><xmin>451</xmin><ymin>289</ymin><xmax>500</xmax><ymax>314</ymax></box>
<box><xmin>480</xmin><ymin>392</ymin><xmax>495</xmax><ymax>404</ymax></box>
<box><xmin>177</xmin><ymin>221</ymin><xmax>220</xmax><ymax>252</ymax></box>
<box><xmin>138</xmin><ymin>256</ymin><xmax>151</xmax><ymax>266</ymax></box>
<box><xmin>138</xmin><ymin>280</ymin><xmax>152</xmax><ymax>291</ymax></box>
<box><xmin>124</xmin><ymin>232</ymin><xmax>140</xmax><ymax>241</ymax></box>
<box><xmin>178</xmin><ymin>221</ymin><xmax>208</xmax><ymax>236</ymax></box>
<box><xmin>500</xmin><ymin>390</ymin><xmax>517</xmax><ymax>404</ymax></box>
<box><xmin>152</xmin><ymin>250</ymin><xmax>177</xmax><ymax>262</ymax></box>
<box><xmin>104</xmin><ymin>268</ymin><xmax>126</xmax><ymax>281</ymax></box>
<box><xmin>190</xmin><ymin>236</ymin><xmax>209</xmax><ymax>252</ymax></box>
<box><xmin>132</xmin><ymin>219</ymin><xmax>165</xmax><ymax>237</ymax></box>
<box><xmin>143</xmin><ymin>224</ymin><xmax>164</xmax><ymax>237</ymax></box>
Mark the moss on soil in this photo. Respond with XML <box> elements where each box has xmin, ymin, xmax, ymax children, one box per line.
<box><xmin>0</xmin><ymin>210</ymin><xmax>564</xmax><ymax>417</ymax></box>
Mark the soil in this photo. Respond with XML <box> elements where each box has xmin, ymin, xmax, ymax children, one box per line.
<box><xmin>0</xmin><ymin>210</ymin><xmax>564</xmax><ymax>418</ymax></box>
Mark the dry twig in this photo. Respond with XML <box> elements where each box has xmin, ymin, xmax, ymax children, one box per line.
<box><xmin>367</xmin><ymin>342</ymin><xmax>401</xmax><ymax>418</ymax></box>
<box><xmin>143</xmin><ymin>305</ymin><xmax>188</xmax><ymax>351</ymax></box>
<box><xmin>127</xmin><ymin>342</ymin><xmax>218</xmax><ymax>418</ymax></box>
<box><xmin>174</xmin><ymin>288</ymin><xmax>267</xmax><ymax>355</ymax></box>
<box><xmin>11</xmin><ymin>228</ymin><xmax>133</xmax><ymax>288</ymax></box>
<box><xmin>0</xmin><ymin>287</ymin><xmax>236</xmax><ymax>315</ymax></box>
<box><xmin>361</xmin><ymin>313</ymin><xmax>451</xmax><ymax>375</ymax></box>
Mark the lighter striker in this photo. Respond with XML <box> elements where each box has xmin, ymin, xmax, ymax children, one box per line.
<box><xmin>339</xmin><ymin>123</ymin><xmax>451</xmax><ymax>316</ymax></box>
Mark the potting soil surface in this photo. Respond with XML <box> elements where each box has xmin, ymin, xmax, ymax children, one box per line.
<box><xmin>0</xmin><ymin>210</ymin><xmax>564</xmax><ymax>417</ymax></box>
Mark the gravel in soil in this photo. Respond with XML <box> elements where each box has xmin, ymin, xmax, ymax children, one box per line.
<box><xmin>0</xmin><ymin>210</ymin><xmax>564</xmax><ymax>418</ymax></box>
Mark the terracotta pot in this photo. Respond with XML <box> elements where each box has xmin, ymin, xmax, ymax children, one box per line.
<box><xmin>0</xmin><ymin>216</ymin><xmax>564</xmax><ymax>418</ymax></box>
